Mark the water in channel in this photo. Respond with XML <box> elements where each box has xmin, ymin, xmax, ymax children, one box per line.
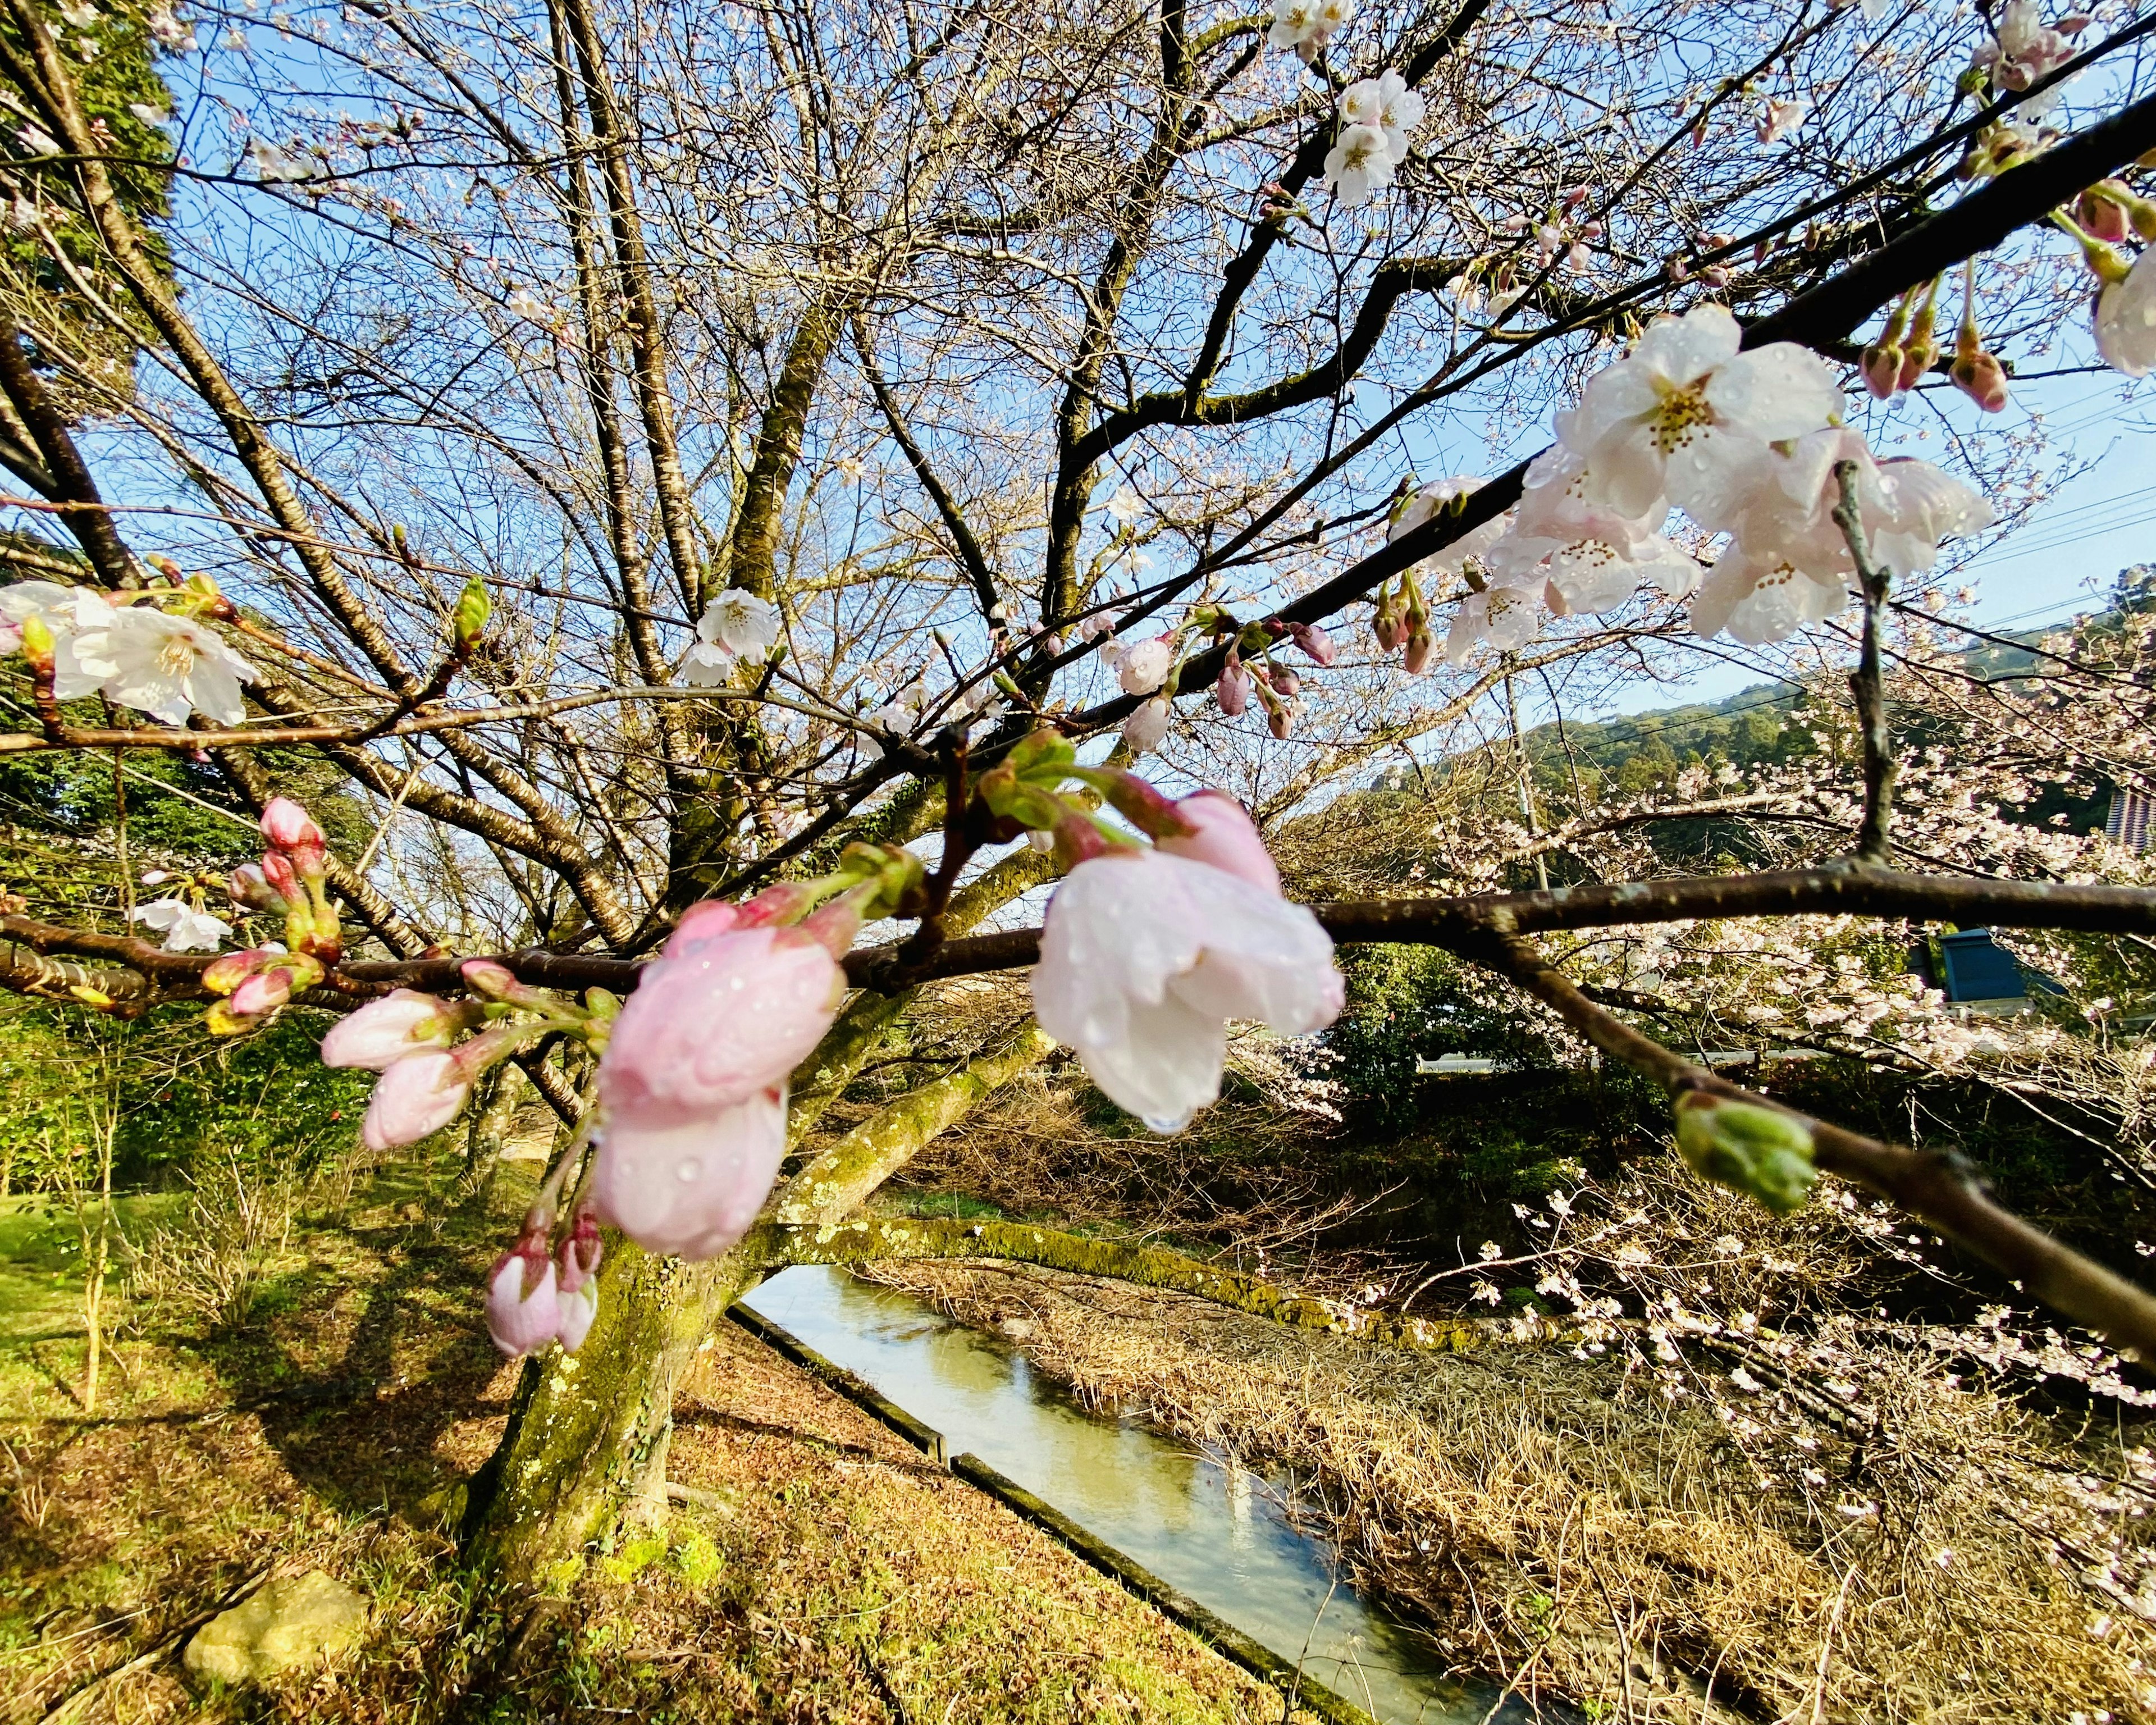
<box><xmin>742</xmin><ymin>1265</ymin><xmax>1518</xmax><ymax>1725</ymax></box>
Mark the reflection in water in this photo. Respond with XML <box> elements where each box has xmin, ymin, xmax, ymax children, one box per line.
<box><xmin>743</xmin><ymin>1265</ymin><xmax>1518</xmax><ymax>1725</ymax></box>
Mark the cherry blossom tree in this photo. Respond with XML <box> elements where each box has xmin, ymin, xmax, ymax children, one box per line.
<box><xmin>0</xmin><ymin>0</ymin><xmax>2154</xmax><ymax>1586</ymax></box>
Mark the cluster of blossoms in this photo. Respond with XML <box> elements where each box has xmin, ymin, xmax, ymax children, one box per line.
<box><xmin>313</xmin><ymin>736</ymin><xmax>1340</xmax><ymax>1352</ymax></box>
<box><xmin>1266</xmin><ymin>0</ymin><xmax>1350</xmax><ymax>64</ymax></box>
<box><xmin>188</xmin><ymin>799</ymin><xmax>344</xmax><ymax>1033</ymax></box>
<box><xmin>1376</xmin><ymin>304</ymin><xmax>1993</xmax><ymax>661</ymax></box>
<box><xmin>683</xmin><ymin>590</ymin><xmax>782</xmax><ymax>685</ymax></box>
<box><xmin>1089</xmin><ymin>608</ymin><xmax>1334</xmax><ymax>751</ymax></box>
<box><xmin>0</xmin><ymin>573</ymin><xmax>254</xmax><ymax>727</ymax></box>
<box><xmin>1322</xmin><ymin>69</ymin><xmax>1425</xmax><ymax>209</ymax></box>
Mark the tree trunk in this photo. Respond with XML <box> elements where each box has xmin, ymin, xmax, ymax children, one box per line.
<box><xmin>459</xmin><ymin>1234</ymin><xmax>762</xmax><ymax>1586</ymax></box>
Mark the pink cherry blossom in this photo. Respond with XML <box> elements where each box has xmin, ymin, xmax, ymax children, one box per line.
<box><xmin>1157</xmin><ymin>790</ymin><xmax>1281</xmax><ymax>895</ymax></box>
<box><xmin>260</xmin><ymin>796</ymin><xmax>322</xmax><ymax>855</ymax></box>
<box><xmin>600</xmin><ymin>920</ymin><xmax>843</xmax><ymax>1121</ymax></box>
<box><xmin>1031</xmin><ymin>849</ymin><xmax>1342</xmax><ymax>1133</ymax></box>
<box><xmin>589</xmin><ymin>1083</ymin><xmax>788</xmax><ymax>1260</ymax></box>
<box><xmin>362</xmin><ymin>1048</ymin><xmax>472</xmax><ymax>1151</ymax></box>
<box><xmin>322</xmin><ymin>988</ymin><xmax>453</xmax><ymax>1070</ymax></box>
<box><xmin>587</xmin><ymin>912</ymin><xmax>844</xmax><ymax>1259</ymax></box>
<box><xmin>2094</xmin><ymin>248</ymin><xmax>2156</xmax><ymax>378</ymax></box>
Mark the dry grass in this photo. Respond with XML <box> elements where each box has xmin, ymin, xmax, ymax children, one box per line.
<box><xmin>1</xmin><ymin>1175</ymin><xmax>1326</xmax><ymax>1724</ymax></box>
<box><xmin>869</xmin><ymin>1253</ymin><xmax>2156</xmax><ymax>1723</ymax></box>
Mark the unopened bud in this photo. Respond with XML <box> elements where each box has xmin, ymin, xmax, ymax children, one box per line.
<box><xmin>260</xmin><ymin>796</ymin><xmax>322</xmax><ymax>854</ymax></box>
<box><xmin>1950</xmin><ymin>342</ymin><xmax>2009</xmax><ymax>413</ymax></box>
<box><xmin>19</xmin><ymin>612</ymin><xmax>54</xmax><ymax>678</ymax></box>
<box><xmin>1403</xmin><ymin>618</ymin><xmax>1435</xmax><ymax>676</ymax></box>
<box><xmin>1674</xmin><ymin>1090</ymin><xmax>1817</xmax><ymax>1213</ymax></box>
<box><xmin>229</xmin><ymin>861</ymin><xmax>282</xmax><ymax>914</ymax></box>
<box><xmin>1861</xmin><ymin>341</ymin><xmax>1904</xmax><ymax>401</ymax></box>
<box><xmin>1216</xmin><ymin>649</ymin><xmax>1250</xmax><ymax>717</ymax></box>
<box><xmin>451</xmin><ymin>576</ymin><xmax>490</xmax><ymax>650</ymax></box>
<box><xmin>1372</xmin><ymin>584</ymin><xmax>1403</xmax><ymax>652</ymax></box>
<box><xmin>2077</xmin><ymin>182</ymin><xmax>2133</xmax><ymax>244</ymax></box>
<box><xmin>1898</xmin><ymin>327</ymin><xmax>1938</xmax><ymax>391</ymax></box>
<box><xmin>1287</xmin><ymin>620</ymin><xmax>1335</xmax><ymax>667</ymax></box>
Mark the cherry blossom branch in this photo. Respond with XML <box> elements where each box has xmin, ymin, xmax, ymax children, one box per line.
<box><xmin>0</xmin><ymin>684</ymin><xmax>860</xmax><ymax>755</ymax></box>
<box><xmin>1057</xmin><ymin>85</ymin><xmax>2156</xmax><ymax>737</ymax></box>
<box><xmin>1834</xmin><ymin>459</ymin><xmax>1897</xmax><ymax>865</ymax></box>
<box><xmin>21</xmin><ymin>864</ymin><xmax>2156</xmax><ymax>1014</ymax></box>
<box><xmin>1458</xmin><ymin>930</ymin><xmax>2156</xmax><ymax>1360</ymax></box>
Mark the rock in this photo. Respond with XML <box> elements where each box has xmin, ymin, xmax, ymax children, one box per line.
<box><xmin>183</xmin><ymin>1572</ymin><xmax>368</xmax><ymax>1686</ymax></box>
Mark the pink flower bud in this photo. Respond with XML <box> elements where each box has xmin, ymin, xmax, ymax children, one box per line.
<box><xmin>1267</xmin><ymin>700</ymin><xmax>1296</xmax><ymax>740</ymax></box>
<box><xmin>322</xmin><ymin>988</ymin><xmax>453</xmax><ymax>1070</ymax></box>
<box><xmin>1898</xmin><ymin>331</ymin><xmax>1937</xmax><ymax>392</ymax></box>
<box><xmin>1951</xmin><ymin>345</ymin><xmax>2009</xmax><ymax>412</ymax></box>
<box><xmin>1700</xmin><ymin>265</ymin><xmax>1730</xmax><ymax>289</ymax></box>
<box><xmin>1157</xmin><ymin>791</ymin><xmax>1281</xmax><ymax>895</ymax></box>
<box><xmin>362</xmin><ymin>1049</ymin><xmax>472</xmax><ymax>1150</ymax></box>
<box><xmin>1404</xmin><ymin>619</ymin><xmax>1435</xmax><ymax>675</ymax></box>
<box><xmin>590</xmin><ymin>1084</ymin><xmax>788</xmax><ymax>1261</ymax></box>
<box><xmin>1861</xmin><ymin>341</ymin><xmax>1904</xmax><ymax>400</ymax></box>
<box><xmin>557</xmin><ymin>1208</ymin><xmax>602</xmax><ymax>1290</ymax></box>
<box><xmin>230</xmin><ymin>968</ymin><xmax>294</xmax><ymax>1018</ymax></box>
<box><xmin>486</xmin><ymin>1232</ymin><xmax>561</xmax><ymax>1357</ymax></box>
<box><xmin>1372</xmin><ymin>586</ymin><xmax>1403</xmax><ymax>651</ymax></box>
<box><xmin>260</xmin><ymin>797</ymin><xmax>322</xmax><ymax>853</ymax></box>
<box><xmin>2077</xmin><ymin>184</ymin><xmax>2132</xmax><ymax>244</ymax></box>
<box><xmin>669</xmin><ymin>898</ymin><xmax>742</xmax><ymax>949</ymax></box>
<box><xmin>459</xmin><ymin>958</ymin><xmax>520</xmax><ymax>1000</ymax></box>
<box><xmin>228</xmin><ymin>862</ymin><xmax>282</xmax><ymax>914</ymax></box>
<box><xmin>598</xmin><ymin>920</ymin><xmax>843</xmax><ymax>1137</ymax></box>
<box><xmin>260</xmin><ymin>850</ymin><xmax>305</xmax><ymax>908</ymax></box>
<box><xmin>1563</xmin><ymin>185</ymin><xmax>1588</xmax><ymax>208</ymax></box>
<box><xmin>1287</xmin><ymin>621</ymin><xmax>1335</xmax><ymax>667</ymax></box>
<box><xmin>554</xmin><ymin>1281</ymin><xmax>597</xmax><ymax>1353</ymax></box>
<box><xmin>1216</xmin><ymin>650</ymin><xmax>1251</xmax><ymax>717</ymax></box>
<box><xmin>733</xmin><ymin>880</ymin><xmax>821</xmax><ymax>930</ymax></box>
<box><xmin>1268</xmin><ymin>664</ymin><xmax>1301</xmax><ymax>699</ymax></box>
<box><xmin>1116</xmin><ymin>635</ymin><xmax>1176</xmax><ymax>696</ymax></box>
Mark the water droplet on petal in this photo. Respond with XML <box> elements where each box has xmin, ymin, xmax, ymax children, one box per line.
<box><xmin>676</xmin><ymin>1158</ymin><xmax>702</xmax><ymax>1183</ymax></box>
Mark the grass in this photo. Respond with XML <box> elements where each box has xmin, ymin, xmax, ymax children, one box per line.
<box><xmin>873</xmin><ymin>1251</ymin><xmax>2156</xmax><ymax>1723</ymax></box>
<box><xmin>0</xmin><ymin>1166</ymin><xmax>1332</xmax><ymax>1723</ymax></box>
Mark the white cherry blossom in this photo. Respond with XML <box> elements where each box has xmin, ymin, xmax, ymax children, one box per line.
<box><xmin>2094</xmin><ymin>248</ymin><xmax>2156</xmax><ymax>378</ymax></box>
<box><xmin>1031</xmin><ymin>848</ymin><xmax>1342</xmax><ymax>1132</ymax></box>
<box><xmin>1116</xmin><ymin>635</ymin><xmax>1175</xmax><ymax>695</ymax></box>
<box><xmin>1121</xmin><ymin>695</ymin><xmax>1172</xmax><ymax>755</ymax></box>
<box><xmin>1483</xmin><ymin>445</ymin><xmax>1696</xmax><ymax>610</ymax></box>
<box><xmin>1339</xmin><ymin>70</ymin><xmax>1424</xmax><ymax>163</ymax></box>
<box><xmin>247</xmin><ymin>138</ymin><xmax>313</xmax><ymax>182</ymax></box>
<box><xmin>683</xmin><ymin>590</ymin><xmax>780</xmax><ymax>683</ymax></box>
<box><xmin>1323</xmin><ymin>123</ymin><xmax>1394</xmax><ymax>208</ymax></box>
<box><xmin>0</xmin><ymin>580</ymin><xmax>118</xmax><ymax>697</ymax></box>
<box><xmin>1443</xmin><ymin>583</ymin><xmax>1542</xmax><ymax>663</ymax></box>
<box><xmin>1104</xmin><ymin>483</ymin><xmax>1143</xmax><ymax>526</ymax></box>
<box><xmin>133</xmin><ymin>897</ymin><xmax>232</xmax><ymax>952</ymax></box>
<box><xmin>1688</xmin><ymin>548</ymin><xmax>1850</xmax><ymax>645</ymax></box>
<box><xmin>1755</xmin><ymin>98</ymin><xmax>1807</xmax><ymax>143</ymax></box>
<box><xmin>1268</xmin><ymin>0</ymin><xmax>1350</xmax><ymax>62</ymax></box>
<box><xmin>101</xmin><ymin>607</ymin><xmax>254</xmax><ymax>724</ymax></box>
<box><xmin>1555</xmin><ymin>304</ymin><xmax>1843</xmax><ymax>530</ymax></box>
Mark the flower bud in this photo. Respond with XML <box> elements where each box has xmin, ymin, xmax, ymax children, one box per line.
<box><xmin>1950</xmin><ymin>342</ymin><xmax>2009</xmax><ymax>413</ymax></box>
<box><xmin>1216</xmin><ymin>649</ymin><xmax>1251</xmax><ymax>717</ymax></box>
<box><xmin>487</xmin><ymin>1225</ymin><xmax>561</xmax><ymax>1357</ymax></box>
<box><xmin>1674</xmin><ymin>1090</ymin><xmax>1817</xmax><ymax>1214</ymax></box>
<box><xmin>230</xmin><ymin>967</ymin><xmax>295</xmax><ymax>1018</ymax></box>
<box><xmin>451</xmin><ymin>576</ymin><xmax>490</xmax><ymax>650</ymax></box>
<box><xmin>260</xmin><ymin>796</ymin><xmax>323</xmax><ymax>856</ymax></box>
<box><xmin>1372</xmin><ymin>583</ymin><xmax>1403</xmax><ymax>651</ymax></box>
<box><xmin>1897</xmin><ymin>326</ymin><xmax>1938</xmax><ymax>392</ymax></box>
<box><xmin>1288</xmin><ymin>621</ymin><xmax>1335</xmax><ymax>667</ymax></box>
<box><xmin>228</xmin><ymin>862</ymin><xmax>282</xmax><ymax>914</ymax></box>
<box><xmin>2077</xmin><ymin>182</ymin><xmax>2132</xmax><ymax>244</ymax></box>
<box><xmin>259</xmin><ymin>849</ymin><xmax>306</xmax><ymax>909</ymax></box>
<box><xmin>1268</xmin><ymin>664</ymin><xmax>1301</xmax><ymax>700</ymax></box>
<box><xmin>1860</xmin><ymin>340</ymin><xmax>1904</xmax><ymax>400</ymax></box>
<box><xmin>321</xmin><ymin>988</ymin><xmax>455</xmax><ymax>1069</ymax></box>
<box><xmin>1403</xmin><ymin>618</ymin><xmax>1435</xmax><ymax>675</ymax></box>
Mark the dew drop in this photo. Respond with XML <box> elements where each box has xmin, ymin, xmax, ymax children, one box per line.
<box><xmin>675</xmin><ymin>1158</ymin><xmax>702</xmax><ymax>1183</ymax></box>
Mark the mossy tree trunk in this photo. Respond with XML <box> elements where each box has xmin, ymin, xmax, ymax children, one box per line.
<box><xmin>459</xmin><ymin>849</ymin><xmax>1063</xmax><ymax>1585</ymax></box>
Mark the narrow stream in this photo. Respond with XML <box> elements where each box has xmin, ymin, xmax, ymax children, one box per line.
<box><xmin>742</xmin><ymin>1265</ymin><xmax>1520</xmax><ymax>1725</ymax></box>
